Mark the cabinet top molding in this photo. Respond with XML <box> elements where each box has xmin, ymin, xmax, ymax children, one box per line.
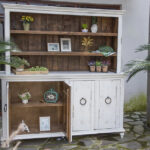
<box><xmin>2</xmin><ymin>3</ymin><xmax>125</xmax><ymax>17</ymax></box>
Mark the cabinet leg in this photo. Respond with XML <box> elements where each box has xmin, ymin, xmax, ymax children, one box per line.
<box><xmin>120</xmin><ymin>133</ymin><xmax>124</xmax><ymax>139</ymax></box>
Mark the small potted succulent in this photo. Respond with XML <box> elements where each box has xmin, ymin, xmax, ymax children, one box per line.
<box><xmin>11</xmin><ymin>57</ymin><xmax>30</xmax><ymax>72</ymax></box>
<box><xmin>88</xmin><ymin>60</ymin><xmax>96</xmax><ymax>72</ymax></box>
<box><xmin>102</xmin><ymin>60</ymin><xmax>111</xmax><ymax>72</ymax></box>
<box><xmin>18</xmin><ymin>91</ymin><xmax>31</xmax><ymax>104</ymax></box>
<box><xmin>21</xmin><ymin>16</ymin><xmax>34</xmax><ymax>31</ymax></box>
<box><xmin>82</xmin><ymin>24</ymin><xmax>88</xmax><ymax>32</ymax></box>
<box><xmin>96</xmin><ymin>61</ymin><xmax>102</xmax><ymax>72</ymax></box>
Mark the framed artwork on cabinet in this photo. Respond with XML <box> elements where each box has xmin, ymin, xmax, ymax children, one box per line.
<box><xmin>39</xmin><ymin>116</ymin><xmax>50</xmax><ymax>131</ymax></box>
<box><xmin>47</xmin><ymin>43</ymin><xmax>60</xmax><ymax>52</ymax></box>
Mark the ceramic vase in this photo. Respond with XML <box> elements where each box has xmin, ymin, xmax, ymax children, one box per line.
<box><xmin>91</xmin><ymin>24</ymin><xmax>98</xmax><ymax>33</ymax></box>
<box><xmin>23</xmin><ymin>23</ymin><xmax>30</xmax><ymax>31</ymax></box>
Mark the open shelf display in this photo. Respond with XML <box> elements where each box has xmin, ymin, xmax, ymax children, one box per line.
<box><xmin>9</xmin><ymin>81</ymin><xmax>70</xmax><ymax>135</ymax></box>
<box><xmin>10</xmin><ymin>12</ymin><xmax>118</xmax><ymax>72</ymax></box>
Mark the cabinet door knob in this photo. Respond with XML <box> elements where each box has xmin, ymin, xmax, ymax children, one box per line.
<box><xmin>105</xmin><ymin>97</ymin><xmax>112</xmax><ymax>104</ymax></box>
<box><xmin>4</xmin><ymin>104</ymin><xmax>7</xmax><ymax>112</ymax></box>
<box><xmin>80</xmin><ymin>98</ymin><xmax>87</xmax><ymax>106</ymax></box>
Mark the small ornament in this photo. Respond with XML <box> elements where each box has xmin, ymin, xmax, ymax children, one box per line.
<box><xmin>44</xmin><ymin>88</ymin><xmax>59</xmax><ymax>103</ymax></box>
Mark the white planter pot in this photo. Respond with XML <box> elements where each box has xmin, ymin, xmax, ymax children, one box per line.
<box><xmin>91</xmin><ymin>24</ymin><xmax>98</xmax><ymax>33</ymax></box>
<box><xmin>16</xmin><ymin>68</ymin><xmax>24</xmax><ymax>72</ymax></box>
<box><xmin>82</xmin><ymin>29</ymin><xmax>88</xmax><ymax>33</ymax></box>
<box><xmin>22</xmin><ymin>99</ymin><xmax>28</xmax><ymax>104</ymax></box>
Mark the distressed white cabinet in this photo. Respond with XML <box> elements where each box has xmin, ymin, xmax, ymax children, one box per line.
<box><xmin>72</xmin><ymin>81</ymin><xmax>93</xmax><ymax>131</ymax></box>
<box><xmin>94</xmin><ymin>80</ymin><xmax>121</xmax><ymax>130</ymax></box>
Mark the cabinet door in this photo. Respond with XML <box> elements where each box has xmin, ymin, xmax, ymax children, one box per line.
<box><xmin>72</xmin><ymin>81</ymin><xmax>93</xmax><ymax>131</ymax></box>
<box><xmin>94</xmin><ymin>80</ymin><xmax>121</xmax><ymax>130</ymax></box>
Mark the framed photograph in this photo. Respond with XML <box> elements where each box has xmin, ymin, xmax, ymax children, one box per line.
<box><xmin>47</xmin><ymin>43</ymin><xmax>60</xmax><ymax>52</ymax></box>
<box><xmin>60</xmin><ymin>38</ymin><xmax>71</xmax><ymax>52</ymax></box>
<box><xmin>39</xmin><ymin>116</ymin><xmax>50</xmax><ymax>131</ymax></box>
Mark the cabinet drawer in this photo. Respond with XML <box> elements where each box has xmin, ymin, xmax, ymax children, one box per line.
<box><xmin>94</xmin><ymin>80</ymin><xmax>121</xmax><ymax>130</ymax></box>
<box><xmin>72</xmin><ymin>81</ymin><xmax>93</xmax><ymax>131</ymax></box>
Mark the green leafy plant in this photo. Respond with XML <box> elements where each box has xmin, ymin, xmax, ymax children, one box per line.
<box><xmin>92</xmin><ymin>16</ymin><xmax>97</xmax><ymax>24</ymax></box>
<box><xmin>98</xmin><ymin>46</ymin><xmax>114</xmax><ymax>53</ymax></box>
<box><xmin>82</xmin><ymin>24</ymin><xmax>88</xmax><ymax>29</ymax></box>
<box><xmin>11</xmin><ymin>57</ymin><xmax>30</xmax><ymax>69</ymax></box>
<box><xmin>27</xmin><ymin>66</ymin><xmax>48</xmax><ymax>71</ymax></box>
<box><xmin>126</xmin><ymin>44</ymin><xmax>150</xmax><ymax>81</ymax></box>
<box><xmin>96</xmin><ymin>61</ymin><xmax>102</xmax><ymax>66</ymax></box>
<box><xmin>0</xmin><ymin>41</ymin><xmax>30</xmax><ymax>69</ymax></box>
<box><xmin>21</xmin><ymin>16</ymin><xmax>34</xmax><ymax>24</ymax></box>
<box><xmin>18</xmin><ymin>91</ymin><xmax>31</xmax><ymax>100</ymax></box>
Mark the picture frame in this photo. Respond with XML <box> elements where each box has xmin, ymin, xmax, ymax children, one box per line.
<box><xmin>60</xmin><ymin>38</ymin><xmax>71</xmax><ymax>52</ymax></box>
<box><xmin>47</xmin><ymin>43</ymin><xmax>60</xmax><ymax>52</ymax></box>
<box><xmin>39</xmin><ymin>116</ymin><xmax>50</xmax><ymax>131</ymax></box>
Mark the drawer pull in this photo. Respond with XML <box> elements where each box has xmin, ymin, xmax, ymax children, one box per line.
<box><xmin>105</xmin><ymin>97</ymin><xmax>112</xmax><ymax>104</ymax></box>
<box><xmin>80</xmin><ymin>98</ymin><xmax>87</xmax><ymax>106</ymax></box>
<box><xmin>4</xmin><ymin>104</ymin><xmax>7</xmax><ymax>112</ymax></box>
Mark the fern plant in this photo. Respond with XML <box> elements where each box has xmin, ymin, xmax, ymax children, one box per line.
<box><xmin>126</xmin><ymin>44</ymin><xmax>150</xmax><ymax>81</ymax></box>
<box><xmin>0</xmin><ymin>41</ymin><xmax>30</xmax><ymax>69</ymax></box>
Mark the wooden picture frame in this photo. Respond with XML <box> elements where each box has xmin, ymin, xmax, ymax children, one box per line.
<box><xmin>39</xmin><ymin>116</ymin><xmax>50</xmax><ymax>131</ymax></box>
<box><xmin>47</xmin><ymin>43</ymin><xmax>60</xmax><ymax>52</ymax></box>
<box><xmin>60</xmin><ymin>38</ymin><xmax>71</xmax><ymax>52</ymax></box>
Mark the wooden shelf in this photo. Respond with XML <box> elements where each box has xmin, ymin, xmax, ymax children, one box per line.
<box><xmin>12</xmin><ymin>101</ymin><xmax>64</xmax><ymax>108</ymax></box>
<box><xmin>11</xmin><ymin>51</ymin><xmax>117</xmax><ymax>57</ymax></box>
<box><xmin>11</xmin><ymin>30</ymin><xmax>118</xmax><ymax>37</ymax></box>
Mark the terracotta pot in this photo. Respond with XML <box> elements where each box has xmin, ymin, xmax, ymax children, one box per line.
<box><xmin>16</xmin><ymin>65</ymin><xmax>24</xmax><ymax>72</ymax></box>
<box><xmin>96</xmin><ymin>66</ymin><xmax>102</xmax><ymax>72</ymax></box>
<box><xmin>23</xmin><ymin>23</ymin><xmax>30</xmax><ymax>31</ymax></box>
<box><xmin>89</xmin><ymin>66</ymin><xmax>95</xmax><ymax>72</ymax></box>
<box><xmin>102</xmin><ymin>66</ymin><xmax>108</xmax><ymax>72</ymax></box>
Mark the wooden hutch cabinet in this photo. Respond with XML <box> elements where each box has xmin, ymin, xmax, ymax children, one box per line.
<box><xmin>1</xmin><ymin>3</ymin><xmax>125</xmax><ymax>143</ymax></box>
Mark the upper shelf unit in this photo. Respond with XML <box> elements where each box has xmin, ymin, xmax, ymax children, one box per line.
<box><xmin>11</xmin><ymin>30</ymin><xmax>118</xmax><ymax>37</ymax></box>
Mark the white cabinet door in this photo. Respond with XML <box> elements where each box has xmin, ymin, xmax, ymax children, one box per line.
<box><xmin>72</xmin><ymin>81</ymin><xmax>93</xmax><ymax>131</ymax></box>
<box><xmin>94</xmin><ymin>80</ymin><xmax>121</xmax><ymax>130</ymax></box>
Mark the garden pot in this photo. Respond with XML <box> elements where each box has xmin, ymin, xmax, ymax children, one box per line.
<box><xmin>89</xmin><ymin>66</ymin><xmax>95</xmax><ymax>72</ymax></box>
<box><xmin>91</xmin><ymin>24</ymin><xmax>98</xmax><ymax>33</ymax></box>
<box><xmin>82</xmin><ymin>29</ymin><xmax>88</xmax><ymax>33</ymax></box>
<box><xmin>102</xmin><ymin>66</ymin><xmax>108</xmax><ymax>72</ymax></box>
<box><xmin>22</xmin><ymin>99</ymin><xmax>28</xmax><ymax>104</ymax></box>
<box><xmin>23</xmin><ymin>23</ymin><xmax>30</xmax><ymax>31</ymax></box>
<box><xmin>96</xmin><ymin>66</ymin><xmax>102</xmax><ymax>72</ymax></box>
<box><xmin>16</xmin><ymin>65</ymin><xmax>24</xmax><ymax>72</ymax></box>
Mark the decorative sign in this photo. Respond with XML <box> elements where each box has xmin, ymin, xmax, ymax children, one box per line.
<box><xmin>39</xmin><ymin>116</ymin><xmax>50</xmax><ymax>131</ymax></box>
<box><xmin>44</xmin><ymin>88</ymin><xmax>59</xmax><ymax>103</ymax></box>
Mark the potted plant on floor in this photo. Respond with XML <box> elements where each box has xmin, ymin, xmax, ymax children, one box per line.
<box><xmin>11</xmin><ymin>57</ymin><xmax>30</xmax><ymax>72</ymax></box>
<box><xmin>88</xmin><ymin>60</ymin><xmax>96</xmax><ymax>72</ymax></box>
<box><xmin>82</xmin><ymin>24</ymin><xmax>88</xmax><ymax>32</ymax></box>
<box><xmin>18</xmin><ymin>91</ymin><xmax>31</xmax><ymax>104</ymax></box>
<box><xmin>102</xmin><ymin>60</ymin><xmax>110</xmax><ymax>72</ymax></box>
<box><xmin>21</xmin><ymin>16</ymin><xmax>34</xmax><ymax>31</ymax></box>
<box><xmin>96</xmin><ymin>61</ymin><xmax>102</xmax><ymax>72</ymax></box>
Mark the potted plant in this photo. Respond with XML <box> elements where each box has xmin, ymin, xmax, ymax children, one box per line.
<box><xmin>81</xmin><ymin>37</ymin><xmax>94</xmax><ymax>51</ymax></box>
<box><xmin>88</xmin><ymin>60</ymin><xmax>95</xmax><ymax>72</ymax></box>
<box><xmin>21</xmin><ymin>16</ymin><xmax>34</xmax><ymax>31</ymax></box>
<box><xmin>96</xmin><ymin>61</ymin><xmax>102</xmax><ymax>72</ymax></box>
<box><xmin>91</xmin><ymin>16</ymin><xmax>98</xmax><ymax>33</ymax></box>
<box><xmin>82</xmin><ymin>24</ymin><xmax>88</xmax><ymax>32</ymax></box>
<box><xmin>11</xmin><ymin>57</ymin><xmax>30</xmax><ymax>72</ymax></box>
<box><xmin>18</xmin><ymin>91</ymin><xmax>31</xmax><ymax>104</ymax></box>
<box><xmin>102</xmin><ymin>60</ymin><xmax>111</xmax><ymax>72</ymax></box>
